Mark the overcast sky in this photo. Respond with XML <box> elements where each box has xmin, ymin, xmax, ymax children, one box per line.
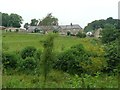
<box><xmin>0</xmin><ymin>0</ymin><xmax>119</xmax><ymax>28</ymax></box>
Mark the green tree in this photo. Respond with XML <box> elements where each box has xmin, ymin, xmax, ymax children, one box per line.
<box><xmin>84</xmin><ymin>17</ymin><xmax>119</xmax><ymax>32</ymax></box>
<box><xmin>39</xmin><ymin>13</ymin><xmax>58</xmax><ymax>26</ymax></box>
<box><xmin>76</xmin><ymin>32</ymin><xmax>86</xmax><ymax>38</ymax></box>
<box><xmin>24</xmin><ymin>23</ymin><xmax>29</xmax><ymax>30</ymax></box>
<box><xmin>9</xmin><ymin>13</ymin><xmax>23</xmax><ymax>28</ymax></box>
<box><xmin>2</xmin><ymin>13</ymin><xmax>10</xmax><ymax>27</ymax></box>
<box><xmin>30</xmin><ymin>19</ymin><xmax>38</xmax><ymax>26</ymax></box>
<box><xmin>103</xmin><ymin>40</ymin><xmax>120</xmax><ymax>73</ymax></box>
<box><xmin>1</xmin><ymin>12</ymin><xmax>23</xmax><ymax>27</ymax></box>
<box><xmin>41</xmin><ymin>34</ymin><xmax>55</xmax><ymax>87</ymax></box>
<box><xmin>101</xmin><ymin>24</ymin><xmax>118</xmax><ymax>44</ymax></box>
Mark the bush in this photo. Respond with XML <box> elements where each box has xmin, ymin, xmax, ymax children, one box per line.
<box><xmin>76</xmin><ymin>32</ymin><xmax>86</xmax><ymax>38</ymax></box>
<box><xmin>21</xmin><ymin>46</ymin><xmax>37</xmax><ymax>59</ymax></box>
<box><xmin>103</xmin><ymin>41</ymin><xmax>120</xmax><ymax>73</ymax></box>
<box><xmin>16</xmin><ymin>29</ymin><xmax>19</xmax><ymax>32</ymax></box>
<box><xmin>34</xmin><ymin>49</ymin><xmax>42</xmax><ymax>60</ymax></box>
<box><xmin>101</xmin><ymin>29</ymin><xmax>119</xmax><ymax>44</ymax></box>
<box><xmin>54</xmin><ymin>44</ymin><xmax>89</xmax><ymax>75</ymax></box>
<box><xmin>21</xmin><ymin>57</ymin><xmax>37</xmax><ymax>71</ymax></box>
<box><xmin>2</xmin><ymin>52</ymin><xmax>18</xmax><ymax>69</ymax></box>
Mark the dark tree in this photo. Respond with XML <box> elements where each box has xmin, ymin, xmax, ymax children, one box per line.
<box><xmin>9</xmin><ymin>13</ymin><xmax>23</xmax><ymax>28</ymax></box>
<box><xmin>39</xmin><ymin>13</ymin><xmax>58</xmax><ymax>26</ymax></box>
<box><xmin>30</xmin><ymin>19</ymin><xmax>38</xmax><ymax>26</ymax></box>
<box><xmin>24</xmin><ymin>23</ymin><xmax>29</xmax><ymax>30</ymax></box>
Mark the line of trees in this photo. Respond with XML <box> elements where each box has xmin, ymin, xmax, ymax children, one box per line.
<box><xmin>84</xmin><ymin>17</ymin><xmax>120</xmax><ymax>32</ymax></box>
<box><xmin>24</xmin><ymin>13</ymin><xmax>58</xmax><ymax>30</ymax></box>
<box><xmin>0</xmin><ymin>12</ymin><xmax>23</xmax><ymax>28</ymax></box>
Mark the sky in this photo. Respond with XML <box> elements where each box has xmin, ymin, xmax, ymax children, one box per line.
<box><xmin>0</xmin><ymin>0</ymin><xmax>119</xmax><ymax>28</ymax></box>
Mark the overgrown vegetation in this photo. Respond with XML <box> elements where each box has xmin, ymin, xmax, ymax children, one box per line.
<box><xmin>41</xmin><ymin>34</ymin><xmax>55</xmax><ymax>87</ymax></box>
<box><xmin>84</xmin><ymin>17</ymin><xmax>120</xmax><ymax>32</ymax></box>
<box><xmin>2</xmin><ymin>32</ymin><xmax>119</xmax><ymax>88</ymax></box>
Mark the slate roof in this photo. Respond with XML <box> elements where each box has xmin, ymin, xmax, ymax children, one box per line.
<box><xmin>59</xmin><ymin>24</ymin><xmax>82</xmax><ymax>30</ymax></box>
<box><xmin>28</xmin><ymin>24</ymin><xmax>82</xmax><ymax>32</ymax></box>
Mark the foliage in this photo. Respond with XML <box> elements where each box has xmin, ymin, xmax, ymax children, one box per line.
<box><xmin>2</xmin><ymin>73</ymin><xmax>118</xmax><ymax>88</ymax></box>
<box><xmin>53</xmin><ymin>29</ymin><xmax>58</xmax><ymax>33</ymax></box>
<box><xmin>30</xmin><ymin>19</ymin><xmax>38</xmax><ymax>26</ymax></box>
<box><xmin>100</xmin><ymin>26</ymin><xmax>119</xmax><ymax>44</ymax></box>
<box><xmin>34</xmin><ymin>28</ymin><xmax>41</xmax><ymax>33</ymax></box>
<box><xmin>39</xmin><ymin>13</ymin><xmax>58</xmax><ymax>26</ymax></box>
<box><xmin>2</xmin><ymin>12</ymin><xmax>23</xmax><ymax>28</ymax></box>
<box><xmin>41</xmin><ymin>34</ymin><xmax>55</xmax><ymax>84</ymax></box>
<box><xmin>1</xmin><ymin>13</ymin><xmax>10</xmax><ymax>27</ymax></box>
<box><xmin>21</xmin><ymin>57</ymin><xmax>37</xmax><ymax>71</ymax></box>
<box><xmin>24</xmin><ymin>23</ymin><xmax>29</xmax><ymax>30</ymax></box>
<box><xmin>84</xmin><ymin>17</ymin><xmax>120</xmax><ymax>32</ymax></box>
<box><xmin>104</xmin><ymin>41</ymin><xmax>120</xmax><ymax>73</ymax></box>
<box><xmin>20</xmin><ymin>46</ymin><xmax>37</xmax><ymax>59</ymax></box>
<box><xmin>76</xmin><ymin>32</ymin><xmax>86</xmax><ymax>38</ymax></box>
<box><xmin>54</xmin><ymin>44</ymin><xmax>89</xmax><ymax>75</ymax></box>
<box><xmin>2</xmin><ymin>52</ymin><xmax>18</xmax><ymax>69</ymax></box>
<box><xmin>34</xmin><ymin>49</ymin><xmax>42</xmax><ymax>60</ymax></box>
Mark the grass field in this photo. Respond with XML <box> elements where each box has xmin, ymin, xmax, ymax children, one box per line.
<box><xmin>2</xmin><ymin>32</ymin><xmax>103</xmax><ymax>53</ymax></box>
<box><xmin>2</xmin><ymin>70</ymin><xmax>118</xmax><ymax>88</ymax></box>
<box><xmin>2</xmin><ymin>32</ymin><xmax>118</xmax><ymax>88</ymax></box>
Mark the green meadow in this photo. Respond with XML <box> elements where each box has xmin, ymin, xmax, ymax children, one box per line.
<box><xmin>2</xmin><ymin>32</ymin><xmax>103</xmax><ymax>53</ymax></box>
<box><xmin>2</xmin><ymin>32</ymin><xmax>118</xmax><ymax>88</ymax></box>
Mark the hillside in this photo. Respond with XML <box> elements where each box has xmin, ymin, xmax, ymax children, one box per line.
<box><xmin>2</xmin><ymin>32</ymin><xmax>118</xmax><ymax>88</ymax></box>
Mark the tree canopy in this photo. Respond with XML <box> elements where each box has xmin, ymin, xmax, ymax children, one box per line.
<box><xmin>39</xmin><ymin>13</ymin><xmax>58</xmax><ymax>26</ymax></box>
<box><xmin>84</xmin><ymin>17</ymin><xmax>120</xmax><ymax>32</ymax></box>
<box><xmin>30</xmin><ymin>19</ymin><xmax>38</xmax><ymax>26</ymax></box>
<box><xmin>24</xmin><ymin>23</ymin><xmax>29</xmax><ymax>30</ymax></box>
<box><xmin>1</xmin><ymin>12</ymin><xmax>23</xmax><ymax>28</ymax></box>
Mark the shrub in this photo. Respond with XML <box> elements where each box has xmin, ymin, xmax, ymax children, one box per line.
<box><xmin>101</xmin><ymin>28</ymin><xmax>119</xmax><ymax>44</ymax></box>
<box><xmin>76</xmin><ymin>32</ymin><xmax>86</xmax><ymax>38</ymax></box>
<box><xmin>2</xmin><ymin>52</ymin><xmax>18</xmax><ymax>69</ymax></box>
<box><xmin>21</xmin><ymin>57</ymin><xmax>37</xmax><ymax>71</ymax></box>
<box><xmin>21</xmin><ymin>46</ymin><xmax>37</xmax><ymax>59</ymax></box>
<box><xmin>16</xmin><ymin>29</ymin><xmax>19</xmax><ymax>32</ymax></box>
<box><xmin>41</xmin><ymin>34</ymin><xmax>55</xmax><ymax>84</ymax></box>
<box><xmin>34</xmin><ymin>49</ymin><xmax>42</xmax><ymax>60</ymax></box>
<box><xmin>103</xmin><ymin>41</ymin><xmax>120</xmax><ymax>73</ymax></box>
<box><xmin>54</xmin><ymin>44</ymin><xmax>89</xmax><ymax>75</ymax></box>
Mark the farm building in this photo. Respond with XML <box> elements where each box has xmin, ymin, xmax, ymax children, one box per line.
<box><xmin>59</xmin><ymin>24</ymin><xmax>82</xmax><ymax>35</ymax></box>
<box><xmin>27</xmin><ymin>24</ymin><xmax>83</xmax><ymax>35</ymax></box>
<box><xmin>27</xmin><ymin>26</ymin><xmax>59</xmax><ymax>34</ymax></box>
<box><xmin>86</xmin><ymin>28</ymin><xmax>102</xmax><ymax>38</ymax></box>
<box><xmin>0</xmin><ymin>26</ymin><xmax>6</xmax><ymax>30</ymax></box>
<box><xmin>3</xmin><ymin>27</ymin><xmax>25</xmax><ymax>32</ymax></box>
<box><xmin>93</xmin><ymin>28</ymin><xmax>102</xmax><ymax>38</ymax></box>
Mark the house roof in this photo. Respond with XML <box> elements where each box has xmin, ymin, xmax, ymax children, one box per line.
<box><xmin>59</xmin><ymin>24</ymin><xmax>82</xmax><ymax>30</ymax></box>
<box><xmin>28</xmin><ymin>24</ymin><xmax>82</xmax><ymax>32</ymax></box>
<box><xmin>28</xmin><ymin>26</ymin><xmax>59</xmax><ymax>32</ymax></box>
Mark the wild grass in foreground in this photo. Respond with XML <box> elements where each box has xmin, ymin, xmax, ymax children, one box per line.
<box><xmin>2</xmin><ymin>70</ymin><xmax>118</xmax><ymax>88</ymax></box>
<box><xmin>2</xmin><ymin>32</ymin><xmax>119</xmax><ymax>88</ymax></box>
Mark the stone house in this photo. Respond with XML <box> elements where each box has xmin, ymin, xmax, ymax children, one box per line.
<box><xmin>27</xmin><ymin>24</ymin><xmax>82</xmax><ymax>35</ymax></box>
<box><xmin>93</xmin><ymin>28</ymin><xmax>102</xmax><ymax>38</ymax></box>
<box><xmin>0</xmin><ymin>26</ymin><xmax>6</xmax><ymax>30</ymax></box>
<box><xmin>5</xmin><ymin>27</ymin><xmax>26</xmax><ymax>32</ymax></box>
<box><xmin>59</xmin><ymin>24</ymin><xmax>82</xmax><ymax>35</ymax></box>
<box><xmin>86</xmin><ymin>28</ymin><xmax>103</xmax><ymax>38</ymax></box>
<box><xmin>27</xmin><ymin>26</ymin><xmax>59</xmax><ymax>34</ymax></box>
